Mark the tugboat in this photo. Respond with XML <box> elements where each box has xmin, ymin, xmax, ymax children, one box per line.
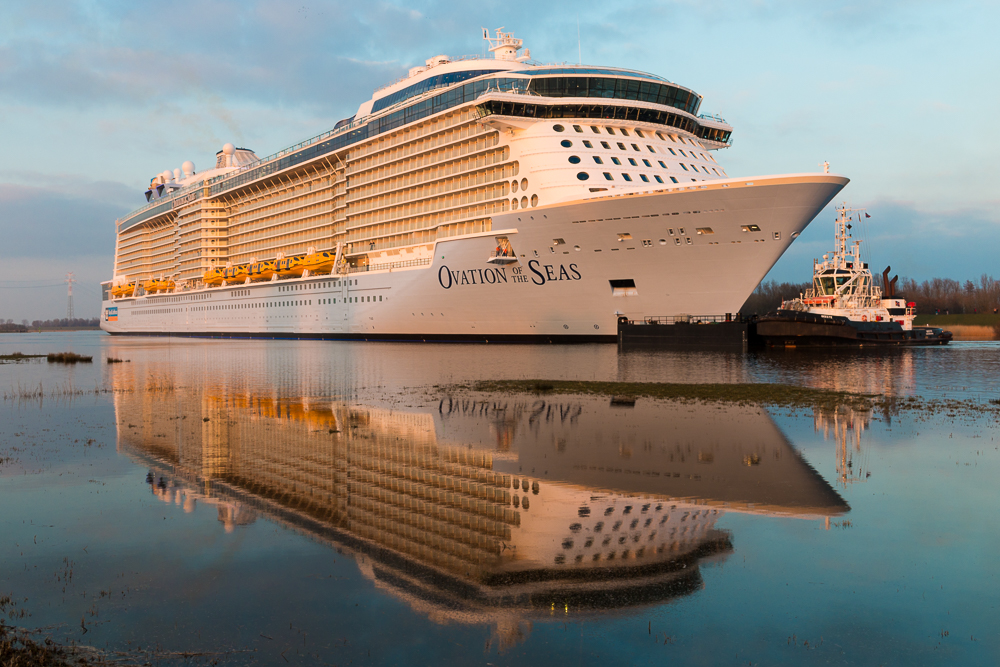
<box><xmin>756</xmin><ymin>205</ymin><xmax>952</xmax><ymax>347</ymax></box>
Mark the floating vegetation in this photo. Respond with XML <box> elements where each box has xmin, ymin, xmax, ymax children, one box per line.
<box><xmin>468</xmin><ymin>379</ymin><xmax>878</xmax><ymax>411</ymax></box>
<box><xmin>106</xmin><ymin>357</ymin><xmax>128</xmax><ymax>364</ymax></box>
<box><xmin>46</xmin><ymin>352</ymin><xmax>93</xmax><ymax>364</ymax></box>
<box><xmin>0</xmin><ymin>352</ymin><xmax>45</xmax><ymax>362</ymax></box>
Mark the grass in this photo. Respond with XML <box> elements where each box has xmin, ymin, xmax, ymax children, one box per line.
<box><xmin>46</xmin><ymin>352</ymin><xmax>93</xmax><ymax>364</ymax></box>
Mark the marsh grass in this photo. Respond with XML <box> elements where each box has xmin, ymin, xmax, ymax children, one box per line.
<box><xmin>0</xmin><ymin>352</ymin><xmax>45</xmax><ymax>362</ymax></box>
<box><xmin>46</xmin><ymin>352</ymin><xmax>92</xmax><ymax>364</ymax></box>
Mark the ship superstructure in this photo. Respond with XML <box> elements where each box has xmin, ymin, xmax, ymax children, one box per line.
<box><xmin>101</xmin><ymin>29</ymin><xmax>848</xmax><ymax>341</ymax></box>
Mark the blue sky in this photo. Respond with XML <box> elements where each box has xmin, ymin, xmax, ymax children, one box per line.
<box><xmin>1</xmin><ymin>0</ymin><xmax>998</xmax><ymax>319</ymax></box>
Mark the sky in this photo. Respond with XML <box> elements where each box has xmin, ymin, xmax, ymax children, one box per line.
<box><xmin>1</xmin><ymin>0</ymin><xmax>998</xmax><ymax>320</ymax></box>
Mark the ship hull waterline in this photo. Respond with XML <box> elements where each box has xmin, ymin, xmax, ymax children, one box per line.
<box><xmin>101</xmin><ymin>174</ymin><xmax>848</xmax><ymax>342</ymax></box>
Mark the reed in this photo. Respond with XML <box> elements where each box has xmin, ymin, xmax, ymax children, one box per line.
<box><xmin>46</xmin><ymin>352</ymin><xmax>93</xmax><ymax>364</ymax></box>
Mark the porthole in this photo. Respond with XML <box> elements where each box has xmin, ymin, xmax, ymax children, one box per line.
<box><xmin>568</xmin><ymin>155</ymin><xmax>581</xmax><ymax>164</ymax></box>
<box><xmin>560</xmin><ymin>139</ymin><xmax>572</xmax><ymax>148</ymax></box>
<box><xmin>520</xmin><ymin>178</ymin><xmax>528</xmax><ymax>190</ymax></box>
<box><xmin>531</xmin><ymin>194</ymin><xmax>538</xmax><ymax>207</ymax></box>
<box><xmin>511</xmin><ymin>179</ymin><xmax>519</xmax><ymax>193</ymax></box>
<box><xmin>511</xmin><ymin>198</ymin><xmax>519</xmax><ymax>210</ymax></box>
<box><xmin>576</xmin><ymin>172</ymin><xmax>590</xmax><ymax>181</ymax></box>
<box><xmin>521</xmin><ymin>196</ymin><xmax>528</xmax><ymax>208</ymax></box>
<box><xmin>553</xmin><ymin>124</ymin><xmax>565</xmax><ymax>132</ymax></box>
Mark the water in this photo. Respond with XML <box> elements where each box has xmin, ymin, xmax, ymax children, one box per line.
<box><xmin>2</xmin><ymin>332</ymin><xmax>999</xmax><ymax>665</ymax></box>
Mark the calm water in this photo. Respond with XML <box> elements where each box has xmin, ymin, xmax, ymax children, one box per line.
<box><xmin>2</xmin><ymin>331</ymin><xmax>999</xmax><ymax>665</ymax></box>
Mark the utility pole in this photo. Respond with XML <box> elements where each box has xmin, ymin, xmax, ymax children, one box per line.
<box><xmin>65</xmin><ymin>272</ymin><xmax>76</xmax><ymax>320</ymax></box>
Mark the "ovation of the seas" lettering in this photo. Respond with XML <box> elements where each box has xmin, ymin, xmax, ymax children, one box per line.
<box><xmin>438</xmin><ymin>260</ymin><xmax>581</xmax><ymax>289</ymax></box>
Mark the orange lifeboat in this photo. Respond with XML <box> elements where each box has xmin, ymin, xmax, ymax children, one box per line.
<box><xmin>248</xmin><ymin>259</ymin><xmax>277</xmax><ymax>282</ymax></box>
<box><xmin>203</xmin><ymin>267</ymin><xmax>225</xmax><ymax>286</ymax></box>
<box><xmin>276</xmin><ymin>251</ymin><xmax>336</xmax><ymax>277</ymax></box>
<box><xmin>141</xmin><ymin>278</ymin><xmax>175</xmax><ymax>293</ymax></box>
<box><xmin>111</xmin><ymin>282</ymin><xmax>137</xmax><ymax>298</ymax></box>
<box><xmin>223</xmin><ymin>263</ymin><xmax>250</xmax><ymax>284</ymax></box>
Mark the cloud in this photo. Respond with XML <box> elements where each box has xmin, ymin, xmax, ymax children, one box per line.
<box><xmin>765</xmin><ymin>200</ymin><xmax>1000</xmax><ymax>285</ymax></box>
<box><xmin>0</xmin><ymin>179</ymin><xmax>127</xmax><ymax>257</ymax></box>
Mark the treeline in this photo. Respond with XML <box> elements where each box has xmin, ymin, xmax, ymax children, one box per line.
<box><xmin>0</xmin><ymin>317</ymin><xmax>100</xmax><ymax>331</ymax></box>
<box><xmin>740</xmin><ymin>281</ymin><xmax>812</xmax><ymax>316</ymax></box>
<box><xmin>899</xmin><ymin>276</ymin><xmax>1000</xmax><ymax>314</ymax></box>
<box><xmin>740</xmin><ymin>275</ymin><xmax>1000</xmax><ymax>316</ymax></box>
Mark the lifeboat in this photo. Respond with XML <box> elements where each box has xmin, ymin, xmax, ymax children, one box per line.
<box><xmin>111</xmin><ymin>282</ymin><xmax>137</xmax><ymax>298</ymax></box>
<box><xmin>203</xmin><ymin>267</ymin><xmax>226</xmax><ymax>286</ymax></box>
<box><xmin>223</xmin><ymin>263</ymin><xmax>250</xmax><ymax>284</ymax></box>
<box><xmin>248</xmin><ymin>259</ymin><xmax>277</xmax><ymax>281</ymax></box>
<box><xmin>276</xmin><ymin>251</ymin><xmax>336</xmax><ymax>277</ymax></box>
<box><xmin>142</xmin><ymin>278</ymin><xmax>175</xmax><ymax>293</ymax></box>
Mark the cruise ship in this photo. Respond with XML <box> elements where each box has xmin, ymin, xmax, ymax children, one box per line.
<box><xmin>101</xmin><ymin>29</ymin><xmax>848</xmax><ymax>341</ymax></box>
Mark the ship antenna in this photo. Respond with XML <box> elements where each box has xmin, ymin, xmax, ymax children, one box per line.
<box><xmin>577</xmin><ymin>15</ymin><xmax>582</xmax><ymax>65</ymax></box>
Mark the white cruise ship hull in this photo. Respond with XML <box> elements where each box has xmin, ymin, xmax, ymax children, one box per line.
<box><xmin>101</xmin><ymin>174</ymin><xmax>847</xmax><ymax>342</ymax></box>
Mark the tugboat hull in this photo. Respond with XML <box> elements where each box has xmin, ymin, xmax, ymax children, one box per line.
<box><xmin>756</xmin><ymin>310</ymin><xmax>952</xmax><ymax>347</ymax></box>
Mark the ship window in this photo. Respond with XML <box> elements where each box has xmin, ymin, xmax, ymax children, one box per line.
<box><xmin>568</xmin><ymin>155</ymin><xmax>581</xmax><ymax>164</ymax></box>
<box><xmin>668</xmin><ymin>229</ymin><xmax>674</xmax><ymax>235</ymax></box>
<box><xmin>601</xmin><ymin>141</ymin><xmax>610</xmax><ymax>149</ymax></box>
<box><xmin>642</xmin><ymin>159</ymin><xmax>651</xmax><ymax>167</ymax></box>
<box><xmin>696</xmin><ymin>227</ymin><xmax>714</xmax><ymax>235</ymax></box>
<box><xmin>658</xmin><ymin>160</ymin><xmax>666</xmax><ymax>168</ymax></box>
<box><xmin>618</xmin><ymin>233</ymin><xmax>632</xmax><ymax>241</ymax></box>
<box><xmin>703</xmin><ymin>166</ymin><xmax>711</xmax><ymax>174</ymax></box>
<box><xmin>640</xmin><ymin>174</ymin><xmax>649</xmax><ymax>182</ymax></box>
<box><xmin>680</xmin><ymin>164</ymin><xmax>689</xmax><ymax>171</ymax></box>
<box><xmin>593</xmin><ymin>156</ymin><xmax>604</xmax><ymax>164</ymax></box>
<box><xmin>610</xmin><ymin>279</ymin><xmax>637</xmax><ymax>296</ymax></box>
<box><xmin>620</xmin><ymin>128</ymin><xmax>629</xmax><ymax>136</ymax></box>
<box><xmin>668</xmin><ymin>148</ymin><xmax>677</xmax><ymax>155</ymax></box>
<box><xmin>670</xmin><ymin>176</ymin><xmax>678</xmax><ymax>183</ymax></box>
<box><xmin>617</xmin><ymin>142</ymin><xmax>626</xmax><ymax>150</ymax></box>
<box><xmin>611</xmin><ymin>157</ymin><xmax>621</xmax><ymax>165</ymax></box>
<box><xmin>628</xmin><ymin>158</ymin><xmax>637</xmax><ymax>166</ymax></box>
<box><xmin>591</xmin><ymin>125</ymin><xmax>600</xmax><ymax>133</ymax></box>
<box><xmin>635</xmin><ymin>129</ymin><xmax>645</xmax><ymax>138</ymax></box>
<box><xmin>606</xmin><ymin>127</ymin><xmax>615</xmax><ymax>134</ymax></box>
<box><xmin>679</xmin><ymin>149</ymin><xmax>688</xmax><ymax>157</ymax></box>
<box><xmin>577</xmin><ymin>172</ymin><xmax>589</xmax><ymax>181</ymax></box>
<box><xmin>603</xmin><ymin>172</ymin><xmax>613</xmax><ymax>180</ymax></box>
<box><xmin>573</xmin><ymin>125</ymin><xmax>583</xmax><ymax>132</ymax></box>
<box><xmin>583</xmin><ymin>140</ymin><xmax>593</xmax><ymax>148</ymax></box>
<box><xmin>631</xmin><ymin>144</ymin><xmax>639</xmax><ymax>151</ymax></box>
<box><xmin>773</xmin><ymin>231</ymin><xmax>781</xmax><ymax>240</ymax></box>
<box><xmin>554</xmin><ymin>124</ymin><xmax>565</xmax><ymax>132</ymax></box>
<box><xmin>647</xmin><ymin>145</ymin><xmax>656</xmax><ymax>152</ymax></box>
<box><xmin>531</xmin><ymin>194</ymin><xmax>538</xmax><ymax>206</ymax></box>
<box><xmin>622</xmin><ymin>173</ymin><xmax>632</xmax><ymax>181</ymax></box>
<box><xmin>560</xmin><ymin>140</ymin><xmax>572</xmax><ymax>147</ymax></box>
<box><xmin>741</xmin><ymin>225</ymin><xmax>761</xmax><ymax>232</ymax></box>
<box><xmin>654</xmin><ymin>175</ymin><xmax>664</xmax><ymax>183</ymax></box>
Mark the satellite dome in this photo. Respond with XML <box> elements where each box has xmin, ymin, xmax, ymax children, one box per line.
<box><xmin>182</xmin><ymin>161</ymin><xmax>195</xmax><ymax>176</ymax></box>
<box><xmin>222</xmin><ymin>143</ymin><xmax>236</xmax><ymax>155</ymax></box>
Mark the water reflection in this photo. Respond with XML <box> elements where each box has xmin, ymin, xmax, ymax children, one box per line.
<box><xmin>113</xmin><ymin>373</ymin><xmax>847</xmax><ymax>646</ymax></box>
<box><xmin>813</xmin><ymin>405</ymin><xmax>872</xmax><ymax>487</ymax></box>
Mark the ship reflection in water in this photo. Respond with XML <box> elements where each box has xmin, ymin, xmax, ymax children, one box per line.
<box><xmin>117</xmin><ymin>380</ymin><xmax>847</xmax><ymax>646</ymax></box>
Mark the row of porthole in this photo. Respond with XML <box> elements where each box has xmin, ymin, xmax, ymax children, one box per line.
<box><xmin>510</xmin><ymin>178</ymin><xmax>529</xmax><ymax>193</ymax></box>
<box><xmin>512</xmin><ymin>195</ymin><xmax>539</xmax><ymax>210</ymax></box>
